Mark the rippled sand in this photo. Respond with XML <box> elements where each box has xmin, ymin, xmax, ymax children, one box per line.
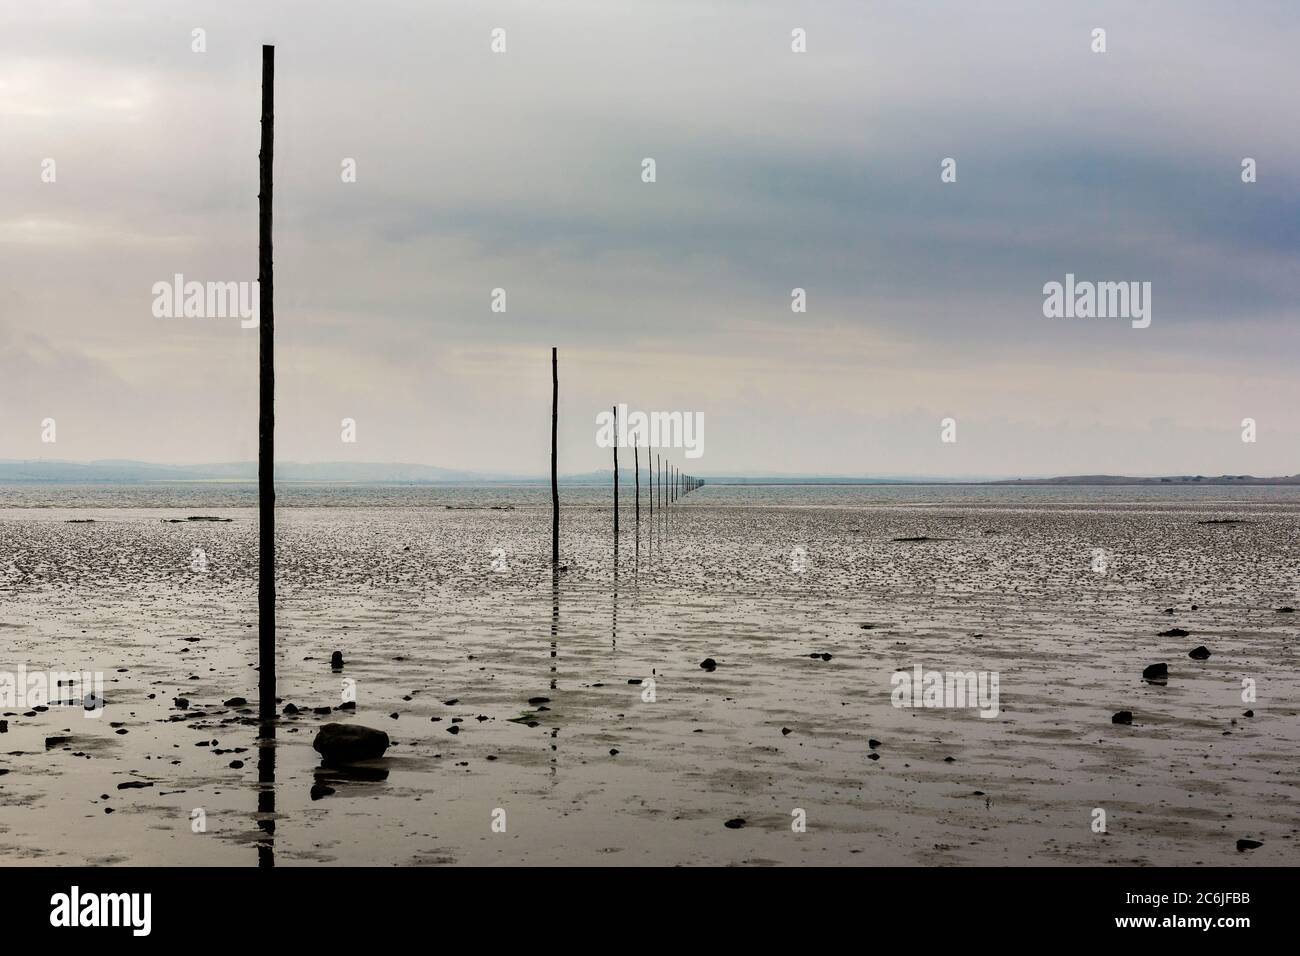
<box><xmin>1</xmin><ymin>490</ymin><xmax>1297</xmax><ymax>865</ymax></box>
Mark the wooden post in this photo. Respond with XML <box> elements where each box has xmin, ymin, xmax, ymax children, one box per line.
<box><xmin>257</xmin><ymin>44</ymin><xmax>276</xmax><ymax>726</ymax></box>
<box><xmin>551</xmin><ymin>348</ymin><xmax>559</xmax><ymax>568</ymax></box>
<box><xmin>647</xmin><ymin>445</ymin><xmax>652</xmax><ymax>521</ymax></box>
<box><xmin>634</xmin><ymin>443</ymin><xmax>640</xmax><ymax>523</ymax></box>
<box><xmin>612</xmin><ymin>405</ymin><xmax>619</xmax><ymax>541</ymax></box>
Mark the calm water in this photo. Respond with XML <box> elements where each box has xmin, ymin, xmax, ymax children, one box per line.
<box><xmin>4</xmin><ymin>481</ymin><xmax>1300</xmax><ymax>510</ymax></box>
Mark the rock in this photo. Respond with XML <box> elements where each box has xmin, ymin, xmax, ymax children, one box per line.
<box><xmin>1188</xmin><ymin>645</ymin><xmax>1211</xmax><ymax>660</ymax></box>
<box><xmin>609</xmin><ymin>748</ymin><xmax>619</xmax><ymax>756</ymax></box>
<box><xmin>330</xmin><ymin>651</ymin><xmax>344</xmax><ymax>669</ymax></box>
<box><xmin>282</xmin><ymin>703</ymin><xmax>299</xmax><ymax>715</ymax></box>
<box><xmin>1158</xmin><ymin>628</ymin><xmax>1189</xmax><ymax>638</ymax></box>
<box><xmin>447</xmin><ymin>725</ymin><xmax>460</xmax><ymax>734</ymax></box>
<box><xmin>173</xmin><ymin>697</ymin><xmax>189</xmax><ymax>709</ymax></box>
<box><xmin>229</xmin><ymin>760</ymin><xmax>244</xmax><ymax>769</ymax></box>
<box><xmin>528</xmin><ymin>697</ymin><xmax>551</xmax><ymax>705</ymax></box>
<box><xmin>116</xmin><ymin>781</ymin><xmax>153</xmax><ymax>790</ymax></box>
<box><xmin>45</xmin><ymin>735</ymin><xmax>72</xmax><ymax>748</ymax></box>
<box><xmin>867</xmin><ymin>752</ymin><xmax>880</xmax><ymax>761</ymax></box>
<box><xmin>723</xmin><ymin>818</ymin><xmax>746</xmax><ymax>829</ymax></box>
<box><xmin>781</xmin><ymin>727</ymin><xmax>792</xmax><ymax>736</ymax></box>
<box><xmin>312</xmin><ymin>723</ymin><xmax>390</xmax><ymax>764</ymax></box>
<box><xmin>1111</xmin><ymin>710</ymin><xmax>1133</xmax><ymax>724</ymax></box>
<box><xmin>1277</xmin><ymin>607</ymin><xmax>1295</xmax><ymax>613</ymax></box>
<box><xmin>223</xmin><ymin>697</ymin><xmax>246</xmax><ymax>707</ymax></box>
<box><xmin>1243</xmin><ymin>709</ymin><xmax>1254</xmax><ymax>718</ymax></box>
<box><xmin>310</xmin><ymin>783</ymin><xmax>335</xmax><ymax>800</ymax></box>
<box><xmin>1142</xmin><ymin>662</ymin><xmax>1168</xmax><ymax>680</ymax></box>
<box><xmin>869</xmin><ymin>738</ymin><xmax>881</xmax><ymax>748</ymax></box>
<box><xmin>1236</xmin><ymin>839</ymin><xmax>1262</xmax><ymax>851</ymax></box>
<box><xmin>0</xmin><ymin>720</ymin><xmax>7</xmax><ymax>733</ymax></box>
<box><xmin>943</xmin><ymin>756</ymin><xmax>956</xmax><ymax>763</ymax></box>
<box><xmin>699</xmin><ymin>658</ymin><xmax>717</xmax><ymax>672</ymax></box>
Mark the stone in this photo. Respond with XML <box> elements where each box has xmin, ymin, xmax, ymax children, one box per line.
<box><xmin>312</xmin><ymin>723</ymin><xmax>390</xmax><ymax>764</ymax></box>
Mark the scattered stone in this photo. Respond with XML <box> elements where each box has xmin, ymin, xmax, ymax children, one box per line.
<box><xmin>1236</xmin><ymin>839</ymin><xmax>1262</xmax><ymax>852</ymax></box>
<box><xmin>313</xmin><ymin>706</ymin><xmax>332</xmax><ymax>715</ymax></box>
<box><xmin>723</xmin><ymin>818</ymin><xmax>746</xmax><ymax>829</ymax></box>
<box><xmin>282</xmin><ymin>703</ymin><xmax>299</xmax><ymax>715</ymax></box>
<box><xmin>312</xmin><ymin>723</ymin><xmax>390</xmax><ymax>764</ymax></box>
<box><xmin>868</xmin><ymin>738</ymin><xmax>881</xmax><ymax>748</ymax></box>
<box><xmin>609</xmin><ymin>748</ymin><xmax>619</xmax><ymax>756</ymax></box>
<box><xmin>699</xmin><ymin>658</ymin><xmax>717</xmax><ymax>672</ymax></box>
<box><xmin>943</xmin><ymin>756</ymin><xmax>956</xmax><ymax>763</ymax></box>
<box><xmin>310</xmin><ymin>783</ymin><xmax>335</xmax><ymax>800</ymax></box>
<box><xmin>781</xmin><ymin>727</ymin><xmax>792</xmax><ymax>736</ymax></box>
<box><xmin>0</xmin><ymin>720</ymin><xmax>7</xmax><ymax>733</ymax></box>
<box><xmin>229</xmin><ymin>760</ymin><xmax>244</xmax><ymax>769</ymax></box>
<box><xmin>330</xmin><ymin>651</ymin><xmax>345</xmax><ymax>669</ymax></box>
<box><xmin>868</xmin><ymin>752</ymin><xmax>880</xmax><ymax>761</ymax></box>
<box><xmin>444</xmin><ymin>699</ymin><xmax>459</xmax><ymax>706</ymax></box>
<box><xmin>1243</xmin><ymin>709</ymin><xmax>1254</xmax><ymax>718</ymax></box>
<box><xmin>223</xmin><ymin>697</ymin><xmax>246</xmax><ymax>708</ymax></box>
<box><xmin>627</xmin><ymin>679</ymin><xmax>642</xmax><ymax>685</ymax></box>
<box><xmin>447</xmin><ymin>725</ymin><xmax>460</xmax><ymax>735</ymax></box>
<box><xmin>1112</xmin><ymin>711</ymin><xmax>1133</xmax><ymax>725</ymax></box>
<box><xmin>1142</xmin><ymin>662</ymin><xmax>1168</xmax><ymax>680</ymax></box>
<box><xmin>173</xmin><ymin>698</ymin><xmax>189</xmax><ymax>709</ymax></box>
<box><xmin>45</xmin><ymin>736</ymin><xmax>72</xmax><ymax>748</ymax></box>
<box><xmin>1188</xmin><ymin>645</ymin><xmax>1211</xmax><ymax>660</ymax></box>
<box><xmin>116</xmin><ymin>781</ymin><xmax>153</xmax><ymax>790</ymax></box>
<box><xmin>1158</xmin><ymin>628</ymin><xmax>1189</xmax><ymax>638</ymax></box>
<box><xmin>1277</xmin><ymin>607</ymin><xmax>1295</xmax><ymax>614</ymax></box>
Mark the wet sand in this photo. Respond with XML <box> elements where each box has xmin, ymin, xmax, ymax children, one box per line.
<box><xmin>1</xmin><ymin>491</ymin><xmax>1297</xmax><ymax>865</ymax></box>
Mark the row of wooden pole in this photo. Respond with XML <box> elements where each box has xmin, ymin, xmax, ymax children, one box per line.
<box><xmin>613</xmin><ymin>404</ymin><xmax>702</xmax><ymax>537</ymax></box>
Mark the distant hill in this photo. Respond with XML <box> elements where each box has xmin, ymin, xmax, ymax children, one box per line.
<box><xmin>990</xmin><ymin>474</ymin><xmax>1300</xmax><ymax>486</ymax></box>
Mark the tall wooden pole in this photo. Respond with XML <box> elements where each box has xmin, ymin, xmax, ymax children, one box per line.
<box><xmin>647</xmin><ymin>445</ymin><xmax>652</xmax><ymax>521</ymax></box>
<box><xmin>634</xmin><ymin>443</ymin><xmax>640</xmax><ymax>523</ymax></box>
<box><xmin>257</xmin><ymin>44</ymin><xmax>276</xmax><ymax>725</ymax></box>
<box><xmin>551</xmin><ymin>348</ymin><xmax>559</xmax><ymax>568</ymax></box>
<box><xmin>612</xmin><ymin>405</ymin><xmax>619</xmax><ymax>541</ymax></box>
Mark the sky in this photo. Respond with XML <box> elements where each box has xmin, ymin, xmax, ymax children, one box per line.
<box><xmin>1</xmin><ymin>0</ymin><xmax>1297</xmax><ymax>477</ymax></box>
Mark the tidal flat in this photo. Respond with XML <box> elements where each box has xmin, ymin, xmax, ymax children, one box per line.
<box><xmin>1</xmin><ymin>484</ymin><xmax>1297</xmax><ymax>865</ymax></box>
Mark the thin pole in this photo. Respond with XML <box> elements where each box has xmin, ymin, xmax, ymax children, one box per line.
<box><xmin>257</xmin><ymin>44</ymin><xmax>276</xmax><ymax>726</ymax></box>
<box><xmin>634</xmin><ymin>443</ymin><xmax>640</xmax><ymax>524</ymax></box>
<box><xmin>647</xmin><ymin>445</ymin><xmax>653</xmax><ymax>521</ymax></box>
<box><xmin>612</xmin><ymin>405</ymin><xmax>619</xmax><ymax>541</ymax></box>
<box><xmin>551</xmin><ymin>348</ymin><xmax>559</xmax><ymax>567</ymax></box>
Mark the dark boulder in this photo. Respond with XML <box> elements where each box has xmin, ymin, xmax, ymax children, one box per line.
<box><xmin>312</xmin><ymin>723</ymin><xmax>389</xmax><ymax>764</ymax></box>
<box><xmin>1111</xmin><ymin>710</ymin><xmax>1133</xmax><ymax>724</ymax></box>
<box><xmin>1188</xmin><ymin>646</ymin><xmax>1211</xmax><ymax>660</ymax></box>
<box><xmin>1142</xmin><ymin>662</ymin><xmax>1168</xmax><ymax>680</ymax></box>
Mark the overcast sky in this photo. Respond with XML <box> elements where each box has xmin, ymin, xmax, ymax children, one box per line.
<box><xmin>2</xmin><ymin>0</ymin><xmax>1297</xmax><ymax>477</ymax></box>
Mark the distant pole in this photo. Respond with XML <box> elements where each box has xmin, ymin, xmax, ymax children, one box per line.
<box><xmin>634</xmin><ymin>443</ymin><xmax>640</xmax><ymax>523</ymax></box>
<box><xmin>647</xmin><ymin>446</ymin><xmax>653</xmax><ymax>521</ymax></box>
<box><xmin>257</xmin><ymin>43</ymin><xmax>276</xmax><ymax>726</ymax></box>
<box><xmin>612</xmin><ymin>405</ymin><xmax>619</xmax><ymax>541</ymax></box>
<box><xmin>551</xmin><ymin>348</ymin><xmax>559</xmax><ymax>568</ymax></box>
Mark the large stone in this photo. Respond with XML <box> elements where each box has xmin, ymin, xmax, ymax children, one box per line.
<box><xmin>312</xmin><ymin>723</ymin><xmax>389</xmax><ymax>764</ymax></box>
